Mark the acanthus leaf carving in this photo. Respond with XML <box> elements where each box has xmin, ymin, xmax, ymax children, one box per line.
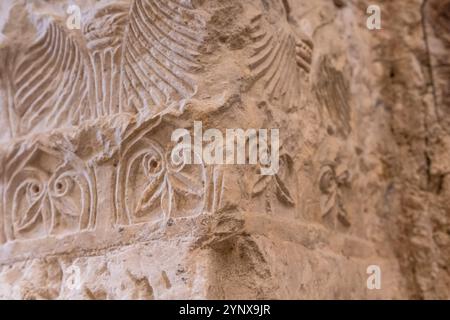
<box><xmin>314</xmin><ymin>56</ymin><xmax>352</xmax><ymax>138</ymax></box>
<box><xmin>319</xmin><ymin>162</ymin><xmax>351</xmax><ymax>228</ymax></box>
<box><xmin>2</xmin><ymin>144</ymin><xmax>96</xmax><ymax>241</ymax></box>
<box><xmin>120</xmin><ymin>0</ymin><xmax>206</xmax><ymax>114</ymax></box>
<box><xmin>4</xmin><ymin>0</ymin><xmax>208</xmax><ymax>137</ymax></box>
<box><xmin>13</xmin><ymin>19</ymin><xmax>90</xmax><ymax>135</ymax></box>
<box><xmin>115</xmin><ymin>120</ymin><xmax>207</xmax><ymax>226</ymax></box>
<box><xmin>247</xmin><ymin>2</ymin><xmax>314</xmax><ymax>112</ymax></box>
<box><xmin>251</xmin><ymin>153</ymin><xmax>296</xmax><ymax>209</ymax></box>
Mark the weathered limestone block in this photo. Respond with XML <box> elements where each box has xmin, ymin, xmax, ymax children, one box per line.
<box><xmin>0</xmin><ymin>0</ymin><xmax>448</xmax><ymax>299</ymax></box>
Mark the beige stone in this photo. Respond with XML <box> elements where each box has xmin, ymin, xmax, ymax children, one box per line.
<box><xmin>0</xmin><ymin>0</ymin><xmax>448</xmax><ymax>299</ymax></box>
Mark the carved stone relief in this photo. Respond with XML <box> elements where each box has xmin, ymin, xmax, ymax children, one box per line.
<box><xmin>251</xmin><ymin>152</ymin><xmax>296</xmax><ymax>214</ymax></box>
<box><xmin>319</xmin><ymin>161</ymin><xmax>351</xmax><ymax>228</ymax></box>
<box><xmin>314</xmin><ymin>56</ymin><xmax>351</xmax><ymax>138</ymax></box>
<box><xmin>247</xmin><ymin>1</ymin><xmax>314</xmax><ymax>112</ymax></box>
<box><xmin>2</xmin><ymin>143</ymin><xmax>96</xmax><ymax>241</ymax></box>
<box><xmin>114</xmin><ymin>120</ymin><xmax>207</xmax><ymax>225</ymax></box>
<box><xmin>0</xmin><ymin>0</ymin><xmax>448</xmax><ymax>300</ymax></box>
<box><xmin>1</xmin><ymin>0</ymin><xmax>208</xmax><ymax>137</ymax></box>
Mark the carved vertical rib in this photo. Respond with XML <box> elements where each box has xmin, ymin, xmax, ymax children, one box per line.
<box><xmin>0</xmin><ymin>48</ymin><xmax>16</xmax><ymax>137</ymax></box>
<box><xmin>84</xmin><ymin>4</ymin><xmax>128</xmax><ymax>116</ymax></box>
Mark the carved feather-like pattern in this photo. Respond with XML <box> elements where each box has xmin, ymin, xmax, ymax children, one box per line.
<box><xmin>120</xmin><ymin>0</ymin><xmax>205</xmax><ymax>113</ymax></box>
<box><xmin>13</xmin><ymin>21</ymin><xmax>90</xmax><ymax>135</ymax></box>
<box><xmin>248</xmin><ymin>13</ymin><xmax>313</xmax><ymax>111</ymax></box>
<box><xmin>84</xmin><ymin>4</ymin><xmax>128</xmax><ymax>116</ymax></box>
<box><xmin>314</xmin><ymin>57</ymin><xmax>351</xmax><ymax>137</ymax></box>
<box><xmin>8</xmin><ymin>0</ymin><xmax>206</xmax><ymax>136</ymax></box>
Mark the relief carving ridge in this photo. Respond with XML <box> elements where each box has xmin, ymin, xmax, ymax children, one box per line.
<box><xmin>247</xmin><ymin>0</ymin><xmax>314</xmax><ymax>112</ymax></box>
<box><xmin>114</xmin><ymin>129</ymin><xmax>207</xmax><ymax>226</ymax></box>
<box><xmin>0</xmin><ymin>0</ymin><xmax>447</xmax><ymax>300</ymax></box>
<box><xmin>2</xmin><ymin>0</ymin><xmax>208</xmax><ymax>137</ymax></box>
<box><xmin>2</xmin><ymin>144</ymin><xmax>96</xmax><ymax>241</ymax></box>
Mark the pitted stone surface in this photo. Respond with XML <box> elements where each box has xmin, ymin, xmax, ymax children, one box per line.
<box><xmin>0</xmin><ymin>0</ymin><xmax>448</xmax><ymax>299</ymax></box>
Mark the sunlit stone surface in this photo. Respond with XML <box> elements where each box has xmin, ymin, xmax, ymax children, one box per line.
<box><xmin>0</xmin><ymin>0</ymin><xmax>448</xmax><ymax>299</ymax></box>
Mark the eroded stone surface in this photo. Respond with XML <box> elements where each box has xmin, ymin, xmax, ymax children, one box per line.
<box><xmin>0</xmin><ymin>0</ymin><xmax>448</xmax><ymax>299</ymax></box>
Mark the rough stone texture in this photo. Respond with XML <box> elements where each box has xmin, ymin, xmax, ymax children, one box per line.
<box><xmin>0</xmin><ymin>0</ymin><xmax>448</xmax><ymax>299</ymax></box>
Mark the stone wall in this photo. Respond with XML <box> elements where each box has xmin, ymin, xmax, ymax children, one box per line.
<box><xmin>0</xmin><ymin>0</ymin><xmax>448</xmax><ymax>299</ymax></box>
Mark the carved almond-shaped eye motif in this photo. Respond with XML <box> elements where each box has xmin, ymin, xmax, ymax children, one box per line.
<box><xmin>319</xmin><ymin>164</ymin><xmax>351</xmax><ymax>227</ymax></box>
<box><xmin>10</xmin><ymin>170</ymin><xmax>48</xmax><ymax>234</ymax></box>
<box><xmin>26</xmin><ymin>180</ymin><xmax>45</xmax><ymax>203</ymax></box>
<box><xmin>51</xmin><ymin>175</ymin><xmax>74</xmax><ymax>198</ymax></box>
<box><xmin>319</xmin><ymin>165</ymin><xmax>337</xmax><ymax>220</ymax></box>
<box><xmin>143</xmin><ymin>153</ymin><xmax>164</xmax><ymax>177</ymax></box>
<box><xmin>14</xmin><ymin>172</ymin><xmax>87</xmax><ymax>237</ymax></box>
<box><xmin>48</xmin><ymin>173</ymin><xmax>80</xmax><ymax>217</ymax></box>
<box><xmin>15</xmin><ymin>180</ymin><xmax>46</xmax><ymax>233</ymax></box>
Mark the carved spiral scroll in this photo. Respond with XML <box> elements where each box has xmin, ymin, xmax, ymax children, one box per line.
<box><xmin>115</xmin><ymin>137</ymin><xmax>206</xmax><ymax>225</ymax></box>
<box><xmin>3</xmin><ymin>147</ymin><xmax>96</xmax><ymax>240</ymax></box>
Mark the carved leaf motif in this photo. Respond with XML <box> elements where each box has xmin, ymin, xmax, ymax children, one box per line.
<box><xmin>319</xmin><ymin>163</ymin><xmax>351</xmax><ymax>227</ymax></box>
<box><xmin>116</xmin><ymin>137</ymin><xmax>206</xmax><ymax>224</ymax></box>
<box><xmin>52</xmin><ymin>197</ymin><xmax>81</xmax><ymax>218</ymax></box>
<box><xmin>135</xmin><ymin>173</ymin><xmax>165</xmax><ymax>215</ymax></box>
<box><xmin>13</xmin><ymin>21</ymin><xmax>90</xmax><ymax>134</ymax></box>
<box><xmin>274</xmin><ymin>175</ymin><xmax>295</xmax><ymax>206</ymax></box>
<box><xmin>169</xmin><ymin>171</ymin><xmax>205</xmax><ymax>198</ymax></box>
<box><xmin>248</xmin><ymin>11</ymin><xmax>313</xmax><ymax>111</ymax></box>
<box><xmin>84</xmin><ymin>3</ymin><xmax>128</xmax><ymax>116</ymax></box>
<box><xmin>251</xmin><ymin>174</ymin><xmax>272</xmax><ymax>196</ymax></box>
<box><xmin>320</xmin><ymin>189</ymin><xmax>336</xmax><ymax>218</ymax></box>
<box><xmin>15</xmin><ymin>190</ymin><xmax>45</xmax><ymax>232</ymax></box>
<box><xmin>8</xmin><ymin>1</ymin><xmax>207</xmax><ymax>136</ymax></box>
<box><xmin>5</xmin><ymin>147</ymin><xmax>96</xmax><ymax>240</ymax></box>
<box><xmin>121</xmin><ymin>0</ymin><xmax>205</xmax><ymax>113</ymax></box>
<box><xmin>163</xmin><ymin>160</ymin><xmax>206</xmax><ymax>219</ymax></box>
<box><xmin>314</xmin><ymin>57</ymin><xmax>351</xmax><ymax>137</ymax></box>
<box><xmin>160</xmin><ymin>184</ymin><xmax>172</xmax><ymax>219</ymax></box>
